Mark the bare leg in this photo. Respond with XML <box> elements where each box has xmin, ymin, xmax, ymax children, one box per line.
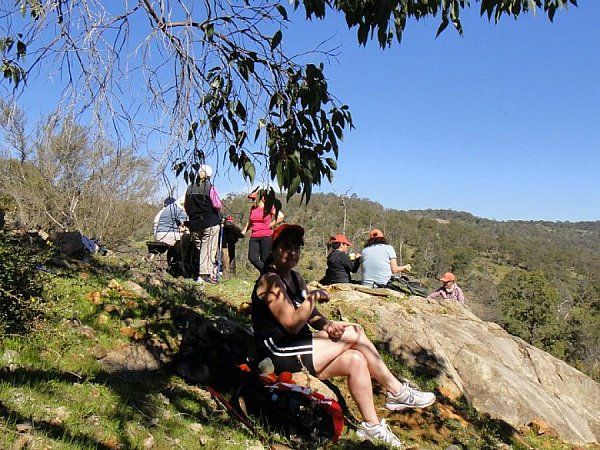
<box><xmin>312</xmin><ymin>326</ymin><xmax>403</xmax><ymax>394</ymax></box>
<box><xmin>317</xmin><ymin>349</ymin><xmax>379</xmax><ymax>425</ymax></box>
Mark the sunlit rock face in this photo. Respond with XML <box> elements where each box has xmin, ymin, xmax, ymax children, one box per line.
<box><xmin>325</xmin><ymin>284</ymin><xmax>600</xmax><ymax>445</ymax></box>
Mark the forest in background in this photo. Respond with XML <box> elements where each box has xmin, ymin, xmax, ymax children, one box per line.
<box><xmin>0</xmin><ymin>171</ymin><xmax>598</xmax><ymax>382</ymax></box>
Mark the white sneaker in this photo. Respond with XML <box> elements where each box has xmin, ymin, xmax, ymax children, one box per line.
<box><xmin>386</xmin><ymin>383</ymin><xmax>436</xmax><ymax>411</ymax></box>
<box><xmin>356</xmin><ymin>418</ymin><xmax>404</xmax><ymax>448</ymax></box>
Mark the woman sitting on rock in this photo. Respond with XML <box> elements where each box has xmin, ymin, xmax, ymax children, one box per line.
<box><xmin>251</xmin><ymin>224</ymin><xmax>436</xmax><ymax>448</ymax></box>
<box><xmin>320</xmin><ymin>234</ymin><xmax>361</xmax><ymax>285</ymax></box>
<box><xmin>361</xmin><ymin>228</ymin><xmax>411</xmax><ymax>287</ymax></box>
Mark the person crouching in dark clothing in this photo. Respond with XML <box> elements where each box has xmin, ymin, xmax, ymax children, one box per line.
<box><xmin>320</xmin><ymin>234</ymin><xmax>361</xmax><ymax>285</ymax></box>
<box><xmin>222</xmin><ymin>216</ymin><xmax>245</xmax><ymax>277</ymax></box>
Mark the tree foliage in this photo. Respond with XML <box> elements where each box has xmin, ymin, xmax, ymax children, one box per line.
<box><xmin>0</xmin><ymin>0</ymin><xmax>575</xmax><ymax>200</ymax></box>
<box><xmin>497</xmin><ymin>270</ymin><xmax>564</xmax><ymax>355</ymax></box>
<box><xmin>0</xmin><ymin>230</ymin><xmax>53</xmax><ymax>334</ymax></box>
<box><xmin>0</xmin><ymin>101</ymin><xmax>157</xmax><ymax>244</ymax></box>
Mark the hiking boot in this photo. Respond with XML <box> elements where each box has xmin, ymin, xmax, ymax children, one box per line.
<box><xmin>356</xmin><ymin>418</ymin><xmax>404</xmax><ymax>448</ymax></box>
<box><xmin>385</xmin><ymin>383</ymin><xmax>436</xmax><ymax>411</ymax></box>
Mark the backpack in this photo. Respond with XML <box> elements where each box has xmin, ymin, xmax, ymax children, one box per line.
<box><xmin>382</xmin><ymin>275</ymin><xmax>429</xmax><ymax>297</ymax></box>
<box><xmin>231</xmin><ymin>367</ymin><xmax>344</xmax><ymax>447</ymax></box>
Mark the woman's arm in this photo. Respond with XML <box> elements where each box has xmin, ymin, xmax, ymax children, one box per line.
<box><xmin>427</xmin><ymin>288</ymin><xmax>443</xmax><ymax>299</ymax></box>
<box><xmin>257</xmin><ymin>273</ymin><xmax>328</xmax><ymax>334</ymax></box>
<box><xmin>241</xmin><ymin>218</ymin><xmax>251</xmax><ymax>235</ymax></box>
<box><xmin>390</xmin><ymin>258</ymin><xmax>411</xmax><ymax>274</ymax></box>
<box><xmin>308</xmin><ymin>307</ymin><xmax>330</xmax><ymax>330</ymax></box>
<box><xmin>269</xmin><ymin>210</ymin><xmax>284</xmax><ymax>228</ymax></box>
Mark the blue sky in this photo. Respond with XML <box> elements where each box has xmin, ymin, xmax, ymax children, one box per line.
<box><xmin>9</xmin><ymin>2</ymin><xmax>600</xmax><ymax>221</ymax></box>
<box><xmin>273</xmin><ymin>2</ymin><xmax>600</xmax><ymax>221</ymax></box>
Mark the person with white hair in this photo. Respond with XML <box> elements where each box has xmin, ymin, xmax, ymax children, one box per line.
<box><xmin>183</xmin><ymin>164</ymin><xmax>222</xmax><ymax>283</ymax></box>
<box><xmin>153</xmin><ymin>197</ymin><xmax>188</xmax><ymax>246</ymax></box>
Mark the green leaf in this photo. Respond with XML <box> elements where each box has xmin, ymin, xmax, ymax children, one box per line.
<box><xmin>275</xmin><ymin>4</ymin><xmax>288</xmax><ymax>21</ymax></box>
<box><xmin>187</xmin><ymin>122</ymin><xmax>198</xmax><ymax>141</ymax></box>
<box><xmin>235</xmin><ymin>101</ymin><xmax>247</xmax><ymax>121</ymax></box>
<box><xmin>243</xmin><ymin>160</ymin><xmax>255</xmax><ymax>183</ymax></box>
<box><xmin>203</xmin><ymin>23</ymin><xmax>215</xmax><ymax>38</ymax></box>
<box><xmin>276</xmin><ymin>160</ymin><xmax>284</xmax><ymax>189</ymax></box>
<box><xmin>271</xmin><ymin>30</ymin><xmax>282</xmax><ymax>50</ymax></box>
<box><xmin>436</xmin><ymin>18</ymin><xmax>449</xmax><ymax>38</ymax></box>
<box><xmin>325</xmin><ymin>157</ymin><xmax>337</xmax><ymax>170</ymax></box>
<box><xmin>287</xmin><ymin>176</ymin><xmax>301</xmax><ymax>201</ymax></box>
<box><xmin>16</xmin><ymin>41</ymin><xmax>26</xmax><ymax>59</ymax></box>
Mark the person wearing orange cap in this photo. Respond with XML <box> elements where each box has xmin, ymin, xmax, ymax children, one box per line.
<box><xmin>251</xmin><ymin>224</ymin><xmax>435</xmax><ymax>448</ymax></box>
<box><xmin>241</xmin><ymin>190</ymin><xmax>284</xmax><ymax>272</ymax></box>
<box><xmin>320</xmin><ymin>234</ymin><xmax>361</xmax><ymax>285</ymax></box>
<box><xmin>360</xmin><ymin>229</ymin><xmax>411</xmax><ymax>287</ymax></box>
<box><xmin>427</xmin><ymin>272</ymin><xmax>465</xmax><ymax>303</ymax></box>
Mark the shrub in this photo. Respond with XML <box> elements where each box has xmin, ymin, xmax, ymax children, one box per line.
<box><xmin>0</xmin><ymin>231</ymin><xmax>54</xmax><ymax>334</ymax></box>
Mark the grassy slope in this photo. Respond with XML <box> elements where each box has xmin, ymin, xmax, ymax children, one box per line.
<box><xmin>0</xmin><ymin>254</ymin><xmax>591</xmax><ymax>450</ymax></box>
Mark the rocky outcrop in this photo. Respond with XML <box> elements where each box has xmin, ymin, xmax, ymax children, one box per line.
<box><xmin>325</xmin><ymin>284</ymin><xmax>600</xmax><ymax>445</ymax></box>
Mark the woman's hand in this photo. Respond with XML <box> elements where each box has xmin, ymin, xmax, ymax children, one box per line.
<box><xmin>324</xmin><ymin>321</ymin><xmax>347</xmax><ymax>341</ymax></box>
<box><xmin>306</xmin><ymin>289</ymin><xmax>329</xmax><ymax>304</ymax></box>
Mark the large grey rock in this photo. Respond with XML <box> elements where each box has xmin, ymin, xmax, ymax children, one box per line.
<box><xmin>327</xmin><ymin>286</ymin><xmax>600</xmax><ymax>445</ymax></box>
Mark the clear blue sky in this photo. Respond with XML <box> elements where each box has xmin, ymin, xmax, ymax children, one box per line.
<box><xmin>10</xmin><ymin>2</ymin><xmax>600</xmax><ymax>221</ymax></box>
<box><xmin>270</xmin><ymin>2</ymin><xmax>600</xmax><ymax>221</ymax></box>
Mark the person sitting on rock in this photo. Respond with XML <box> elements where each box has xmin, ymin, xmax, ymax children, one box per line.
<box><xmin>427</xmin><ymin>272</ymin><xmax>465</xmax><ymax>303</ymax></box>
<box><xmin>320</xmin><ymin>234</ymin><xmax>360</xmax><ymax>285</ymax></box>
<box><xmin>360</xmin><ymin>228</ymin><xmax>411</xmax><ymax>287</ymax></box>
<box><xmin>251</xmin><ymin>224</ymin><xmax>436</xmax><ymax>448</ymax></box>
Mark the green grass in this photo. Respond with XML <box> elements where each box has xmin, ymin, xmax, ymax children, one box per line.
<box><xmin>0</xmin><ymin>254</ymin><xmax>589</xmax><ymax>449</ymax></box>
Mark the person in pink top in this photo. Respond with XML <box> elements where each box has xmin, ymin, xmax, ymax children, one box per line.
<box><xmin>241</xmin><ymin>191</ymin><xmax>284</xmax><ymax>271</ymax></box>
<box><xmin>427</xmin><ymin>272</ymin><xmax>466</xmax><ymax>303</ymax></box>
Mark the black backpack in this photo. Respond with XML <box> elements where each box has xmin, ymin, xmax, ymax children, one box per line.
<box><xmin>379</xmin><ymin>275</ymin><xmax>429</xmax><ymax>297</ymax></box>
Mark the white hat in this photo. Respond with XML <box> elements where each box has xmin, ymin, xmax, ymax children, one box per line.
<box><xmin>198</xmin><ymin>164</ymin><xmax>213</xmax><ymax>178</ymax></box>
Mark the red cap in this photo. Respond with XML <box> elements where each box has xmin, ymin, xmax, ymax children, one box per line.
<box><xmin>272</xmin><ymin>223</ymin><xmax>304</xmax><ymax>245</ymax></box>
<box><xmin>247</xmin><ymin>191</ymin><xmax>258</xmax><ymax>200</ymax></box>
<box><xmin>439</xmin><ymin>272</ymin><xmax>455</xmax><ymax>282</ymax></box>
<box><xmin>333</xmin><ymin>234</ymin><xmax>352</xmax><ymax>246</ymax></box>
<box><xmin>369</xmin><ymin>228</ymin><xmax>384</xmax><ymax>239</ymax></box>
<box><xmin>226</xmin><ymin>215</ymin><xmax>234</xmax><ymax>222</ymax></box>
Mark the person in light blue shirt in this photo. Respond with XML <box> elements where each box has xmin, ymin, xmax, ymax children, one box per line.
<box><xmin>361</xmin><ymin>229</ymin><xmax>411</xmax><ymax>287</ymax></box>
<box><xmin>153</xmin><ymin>197</ymin><xmax>188</xmax><ymax>246</ymax></box>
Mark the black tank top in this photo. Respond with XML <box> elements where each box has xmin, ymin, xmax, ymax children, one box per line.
<box><xmin>251</xmin><ymin>270</ymin><xmax>312</xmax><ymax>345</ymax></box>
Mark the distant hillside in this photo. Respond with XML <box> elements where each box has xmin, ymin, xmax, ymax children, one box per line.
<box><xmin>224</xmin><ymin>192</ymin><xmax>600</xmax><ymax>380</ymax></box>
